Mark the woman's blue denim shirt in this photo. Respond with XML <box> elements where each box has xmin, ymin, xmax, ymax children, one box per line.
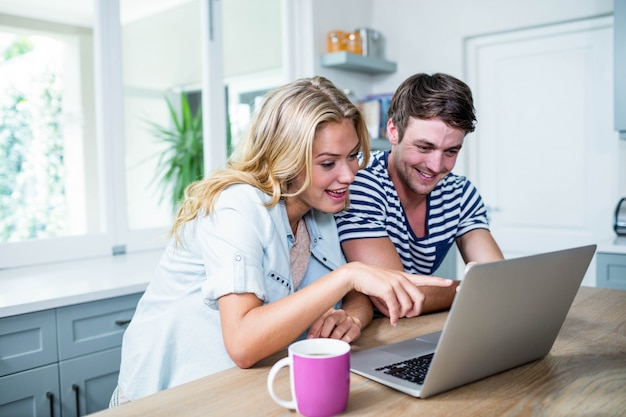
<box><xmin>196</xmin><ymin>184</ymin><xmax>346</xmax><ymax>306</ymax></box>
<box><xmin>118</xmin><ymin>184</ymin><xmax>346</xmax><ymax>400</ymax></box>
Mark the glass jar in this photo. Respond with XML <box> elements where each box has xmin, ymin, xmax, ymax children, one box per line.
<box><xmin>346</xmin><ymin>31</ymin><xmax>362</xmax><ymax>55</ymax></box>
<box><xmin>327</xmin><ymin>30</ymin><xmax>347</xmax><ymax>53</ymax></box>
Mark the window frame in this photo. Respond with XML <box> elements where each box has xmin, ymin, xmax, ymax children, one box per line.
<box><xmin>0</xmin><ymin>0</ymin><xmax>296</xmax><ymax>270</ymax></box>
<box><xmin>0</xmin><ymin>0</ymin><xmax>217</xmax><ymax>269</ymax></box>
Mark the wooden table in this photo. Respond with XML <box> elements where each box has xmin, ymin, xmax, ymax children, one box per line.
<box><xmin>91</xmin><ymin>287</ymin><xmax>626</xmax><ymax>416</ymax></box>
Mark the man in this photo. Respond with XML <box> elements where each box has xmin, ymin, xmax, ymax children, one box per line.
<box><xmin>335</xmin><ymin>73</ymin><xmax>504</xmax><ymax>318</ymax></box>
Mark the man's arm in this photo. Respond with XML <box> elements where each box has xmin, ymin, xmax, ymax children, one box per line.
<box><xmin>456</xmin><ymin>229</ymin><xmax>504</xmax><ymax>264</ymax></box>
<box><xmin>341</xmin><ymin>236</ymin><xmax>404</xmax><ymax>270</ymax></box>
<box><xmin>341</xmin><ymin>237</ymin><xmax>459</xmax><ymax>316</ymax></box>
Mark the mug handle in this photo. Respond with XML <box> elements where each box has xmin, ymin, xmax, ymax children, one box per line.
<box><xmin>267</xmin><ymin>357</ymin><xmax>296</xmax><ymax>410</ymax></box>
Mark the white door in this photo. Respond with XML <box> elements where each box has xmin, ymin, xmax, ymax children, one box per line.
<box><xmin>465</xmin><ymin>16</ymin><xmax>618</xmax><ymax>285</ymax></box>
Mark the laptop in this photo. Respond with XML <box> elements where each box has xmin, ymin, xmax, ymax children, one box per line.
<box><xmin>350</xmin><ymin>244</ymin><xmax>597</xmax><ymax>398</ymax></box>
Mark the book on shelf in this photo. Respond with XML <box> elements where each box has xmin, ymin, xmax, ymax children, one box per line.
<box><xmin>357</xmin><ymin>93</ymin><xmax>393</xmax><ymax>140</ymax></box>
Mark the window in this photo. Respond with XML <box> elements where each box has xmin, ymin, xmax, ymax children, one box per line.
<box><xmin>0</xmin><ymin>0</ymin><xmax>286</xmax><ymax>270</ymax></box>
<box><xmin>0</xmin><ymin>7</ymin><xmax>110</xmax><ymax>268</ymax></box>
<box><xmin>0</xmin><ymin>29</ymin><xmax>97</xmax><ymax>242</ymax></box>
<box><xmin>120</xmin><ymin>0</ymin><xmax>205</xmax><ymax>231</ymax></box>
<box><xmin>0</xmin><ymin>1</ymin><xmax>172</xmax><ymax>269</ymax></box>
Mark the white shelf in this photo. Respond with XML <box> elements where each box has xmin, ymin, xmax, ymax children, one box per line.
<box><xmin>321</xmin><ymin>51</ymin><xmax>397</xmax><ymax>74</ymax></box>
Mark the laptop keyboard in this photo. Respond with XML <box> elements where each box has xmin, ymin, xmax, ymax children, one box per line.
<box><xmin>375</xmin><ymin>352</ymin><xmax>435</xmax><ymax>385</ymax></box>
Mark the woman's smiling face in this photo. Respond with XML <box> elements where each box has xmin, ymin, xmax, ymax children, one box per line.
<box><xmin>288</xmin><ymin>118</ymin><xmax>360</xmax><ymax>217</ymax></box>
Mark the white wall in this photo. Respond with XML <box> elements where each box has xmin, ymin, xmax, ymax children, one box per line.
<box><xmin>310</xmin><ymin>0</ymin><xmax>383</xmax><ymax>100</ymax></box>
<box><xmin>123</xmin><ymin>1</ymin><xmax>202</xmax><ymax>91</ymax></box>
<box><xmin>312</xmin><ymin>0</ymin><xmax>625</xmax><ymax>200</ymax></box>
<box><xmin>370</xmin><ymin>0</ymin><xmax>624</xmax><ymax>197</ymax></box>
<box><xmin>122</xmin><ymin>0</ymin><xmax>283</xmax><ymax>90</ymax></box>
<box><xmin>223</xmin><ymin>0</ymin><xmax>282</xmax><ymax>77</ymax></box>
<box><xmin>369</xmin><ymin>0</ymin><xmax>613</xmax><ymax>91</ymax></box>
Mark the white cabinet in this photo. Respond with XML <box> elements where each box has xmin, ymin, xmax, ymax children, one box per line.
<box><xmin>0</xmin><ymin>293</ymin><xmax>142</xmax><ymax>417</ymax></box>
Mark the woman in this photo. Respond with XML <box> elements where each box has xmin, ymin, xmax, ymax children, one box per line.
<box><xmin>111</xmin><ymin>76</ymin><xmax>453</xmax><ymax>404</ymax></box>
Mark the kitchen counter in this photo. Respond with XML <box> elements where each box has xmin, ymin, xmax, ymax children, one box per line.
<box><xmin>91</xmin><ymin>287</ymin><xmax>626</xmax><ymax>417</ymax></box>
<box><xmin>597</xmin><ymin>236</ymin><xmax>626</xmax><ymax>254</ymax></box>
<box><xmin>0</xmin><ymin>250</ymin><xmax>162</xmax><ymax>318</ymax></box>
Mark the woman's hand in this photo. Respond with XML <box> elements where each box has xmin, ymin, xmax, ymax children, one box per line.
<box><xmin>307</xmin><ymin>308</ymin><xmax>363</xmax><ymax>342</ymax></box>
<box><xmin>343</xmin><ymin>262</ymin><xmax>454</xmax><ymax>326</ymax></box>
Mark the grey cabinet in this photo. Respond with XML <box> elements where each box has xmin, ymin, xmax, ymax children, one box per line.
<box><xmin>56</xmin><ymin>295</ymin><xmax>139</xmax><ymax>360</ymax></box>
<box><xmin>0</xmin><ymin>365</ymin><xmax>61</xmax><ymax>417</ymax></box>
<box><xmin>0</xmin><ymin>293</ymin><xmax>141</xmax><ymax>417</ymax></box>
<box><xmin>0</xmin><ymin>310</ymin><xmax>58</xmax><ymax>377</ymax></box>
<box><xmin>596</xmin><ymin>252</ymin><xmax>626</xmax><ymax>290</ymax></box>
<box><xmin>59</xmin><ymin>348</ymin><xmax>122</xmax><ymax>416</ymax></box>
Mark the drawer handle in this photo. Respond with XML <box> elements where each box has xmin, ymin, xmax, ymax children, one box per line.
<box><xmin>72</xmin><ymin>384</ymin><xmax>80</xmax><ymax>417</ymax></box>
<box><xmin>46</xmin><ymin>392</ymin><xmax>55</xmax><ymax>417</ymax></box>
<box><xmin>115</xmin><ymin>319</ymin><xmax>132</xmax><ymax>326</ymax></box>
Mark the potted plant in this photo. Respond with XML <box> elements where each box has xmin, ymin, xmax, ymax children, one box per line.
<box><xmin>147</xmin><ymin>92</ymin><xmax>203</xmax><ymax>212</ymax></box>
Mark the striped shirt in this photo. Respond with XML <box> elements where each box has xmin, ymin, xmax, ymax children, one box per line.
<box><xmin>335</xmin><ymin>151</ymin><xmax>489</xmax><ymax>275</ymax></box>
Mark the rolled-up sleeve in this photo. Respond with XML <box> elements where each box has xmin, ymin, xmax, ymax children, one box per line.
<box><xmin>197</xmin><ymin>192</ymin><xmax>270</xmax><ymax>309</ymax></box>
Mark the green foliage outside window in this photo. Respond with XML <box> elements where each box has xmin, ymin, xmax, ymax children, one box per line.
<box><xmin>3</xmin><ymin>36</ymin><xmax>33</xmax><ymax>61</ymax></box>
<box><xmin>0</xmin><ymin>35</ymin><xmax>66</xmax><ymax>242</ymax></box>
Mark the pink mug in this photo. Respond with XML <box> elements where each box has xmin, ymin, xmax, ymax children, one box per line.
<box><xmin>267</xmin><ymin>338</ymin><xmax>351</xmax><ymax>417</ymax></box>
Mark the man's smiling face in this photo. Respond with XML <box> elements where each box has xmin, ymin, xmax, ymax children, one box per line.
<box><xmin>388</xmin><ymin>117</ymin><xmax>465</xmax><ymax>197</ymax></box>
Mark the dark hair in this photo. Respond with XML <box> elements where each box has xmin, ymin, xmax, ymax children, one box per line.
<box><xmin>387</xmin><ymin>73</ymin><xmax>476</xmax><ymax>142</ymax></box>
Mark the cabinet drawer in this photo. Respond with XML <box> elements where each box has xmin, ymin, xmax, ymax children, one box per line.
<box><xmin>596</xmin><ymin>253</ymin><xmax>626</xmax><ymax>290</ymax></box>
<box><xmin>57</xmin><ymin>293</ymin><xmax>142</xmax><ymax>360</ymax></box>
<box><xmin>0</xmin><ymin>310</ymin><xmax>57</xmax><ymax>377</ymax></box>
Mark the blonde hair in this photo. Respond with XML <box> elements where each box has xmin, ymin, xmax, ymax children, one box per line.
<box><xmin>169</xmin><ymin>76</ymin><xmax>370</xmax><ymax>242</ymax></box>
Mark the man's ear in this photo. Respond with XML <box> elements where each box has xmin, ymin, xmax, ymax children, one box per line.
<box><xmin>387</xmin><ymin>118</ymin><xmax>399</xmax><ymax>145</ymax></box>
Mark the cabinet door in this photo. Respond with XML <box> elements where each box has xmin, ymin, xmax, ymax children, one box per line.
<box><xmin>59</xmin><ymin>347</ymin><xmax>121</xmax><ymax>417</ymax></box>
<box><xmin>0</xmin><ymin>310</ymin><xmax>57</xmax><ymax>377</ymax></box>
<box><xmin>0</xmin><ymin>364</ymin><xmax>61</xmax><ymax>417</ymax></box>
<box><xmin>596</xmin><ymin>253</ymin><xmax>626</xmax><ymax>290</ymax></box>
<box><xmin>56</xmin><ymin>293</ymin><xmax>141</xmax><ymax>360</ymax></box>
